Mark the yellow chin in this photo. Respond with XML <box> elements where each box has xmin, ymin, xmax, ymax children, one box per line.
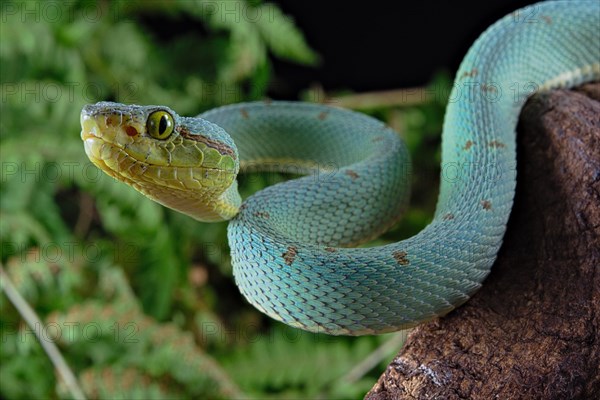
<box><xmin>82</xmin><ymin>135</ymin><xmax>238</xmax><ymax>222</ymax></box>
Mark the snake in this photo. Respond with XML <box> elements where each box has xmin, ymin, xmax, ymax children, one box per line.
<box><xmin>81</xmin><ymin>1</ymin><xmax>599</xmax><ymax>336</ymax></box>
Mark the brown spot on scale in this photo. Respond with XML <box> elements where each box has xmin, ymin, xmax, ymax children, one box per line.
<box><xmin>393</xmin><ymin>251</ymin><xmax>410</xmax><ymax>266</ymax></box>
<box><xmin>105</xmin><ymin>115</ymin><xmax>121</xmax><ymax>126</ymax></box>
<box><xmin>324</xmin><ymin>247</ymin><xmax>337</xmax><ymax>253</ymax></box>
<box><xmin>481</xmin><ymin>84</ymin><xmax>497</xmax><ymax>93</ymax></box>
<box><xmin>240</xmin><ymin>108</ymin><xmax>249</xmax><ymax>119</ymax></box>
<box><xmin>317</xmin><ymin>111</ymin><xmax>329</xmax><ymax>120</ymax></box>
<box><xmin>372</xmin><ymin>136</ymin><xmax>385</xmax><ymax>142</ymax></box>
<box><xmin>283</xmin><ymin>246</ymin><xmax>298</xmax><ymax>266</ymax></box>
<box><xmin>443</xmin><ymin>213</ymin><xmax>454</xmax><ymax>221</ymax></box>
<box><xmin>253</xmin><ymin>211</ymin><xmax>270</xmax><ymax>219</ymax></box>
<box><xmin>460</xmin><ymin>68</ymin><xmax>478</xmax><ymax>79</ymax></box>
<box><xmin>488</xmin><ymin>140</ymin><xmax>506</xmax><ymax>148</ymax></box>
<box><xmin>125</xmin><ymin>126</ymin><xmax>138</xmax><ymax>137</ymax></box>
<box><xmin>263</xmin><ymin>98</ymin><xmax>273</xmax><ymax>105</ymax></box>
<box><xmin>481</xmin><ymin>200</ymin><xmax>492</xmax><ymax>210</ymax></box>
<box><xmin>463</xmin><ymin>140</ymin><xmax>474</xmax><ymax>150</ymax></box>
<box><xmin>345</xmin><ymin>170</ymin><xmax>359</xmax><ymax>180</ymax></box>
<box><xmin>541</xmin><ymin>15</ymin><xmax>552</xmax><ymax>24</ymax></box>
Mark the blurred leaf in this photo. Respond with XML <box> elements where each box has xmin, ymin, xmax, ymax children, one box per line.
<box><xmin>254</xmin><ymin>3</ymin><xmax>320</xmax><ymax>65</ymax></box>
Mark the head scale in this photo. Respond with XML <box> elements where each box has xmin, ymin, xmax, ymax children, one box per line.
<box><xmin>81</xmin><ymin>102</ymin><xmax>240</xmax><ymax>221</ymax></box>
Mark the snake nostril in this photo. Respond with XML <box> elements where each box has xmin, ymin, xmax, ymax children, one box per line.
<box><xmin>125</xmin><ymin>126</ymin><xmax>138</xmax><ymax>137</ymax></box>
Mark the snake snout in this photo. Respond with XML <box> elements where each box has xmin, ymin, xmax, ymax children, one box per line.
<box><xmin>80</xmin><ymin>102</ymin><xmax>147</xmax><ymax>141</ymax></box>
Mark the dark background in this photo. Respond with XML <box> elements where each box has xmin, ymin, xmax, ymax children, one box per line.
<box><xmin>270</xmin><ymin>0</ymin><xmax>536</xmax><ymax>94</ymax></box>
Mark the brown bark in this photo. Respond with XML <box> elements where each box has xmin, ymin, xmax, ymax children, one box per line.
<box><xmin>366</xmin><ymin>83</ymin><xmax>600</xmax><ymax>400</ymax></box>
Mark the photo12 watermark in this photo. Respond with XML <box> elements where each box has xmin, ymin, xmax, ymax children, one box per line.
<box><xmin>1</xmin><ymin>81</ymin><xmax>139</xmax><ymax>105</ymax></box>
<box><xmin>1</xmin><ymin>321</ymin><xmax>139</xmax><ymax>345</ymax></box>
<box><xmin>199</xmin><ymin>1</ymin><xmax>292</xmax><ymax>24</ymax></box>
<box><xmin>197</xmin><ymin>320</ymin><xmax>339</xmax><ymax>345</ymax></box>
<box><xmin>1</xmin><ymin>240</ymin><xmax>139</xmax><ymax>266</ymax></box>
<box><xmin>1</xmin><ymin>1</ymin><xmax>119</xmax><ymax>24</ymax></box>
<box><xmin>1</xmin><ymin>161</ymin><xmax>103</xmax><ymax>185</ymax></box>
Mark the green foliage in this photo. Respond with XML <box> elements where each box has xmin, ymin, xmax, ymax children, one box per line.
<box><xmin>1</xmin><ymin>0</ymin><xmax>448</xmax><ymax>399</ymax></box>
<box><xmin>1</xmin><ymin>257</ymin><xmax>241</xmax><ymax>399</ymax></box>
<box><xmin>221</xmin><ymin>327</ymin><xmax>386</xmax><ymax>399</ymax></box>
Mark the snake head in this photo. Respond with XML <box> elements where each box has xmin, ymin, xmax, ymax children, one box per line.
<box><xmin>81</xmin><ymin>102</ymin><xmax>241</xmax><ymax>221</ymax></box>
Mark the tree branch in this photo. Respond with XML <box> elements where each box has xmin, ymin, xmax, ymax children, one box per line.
<box><xmin>366</xmin><ymin>83</ymin><xmax>600</xmax><ymax>400</ymax></box>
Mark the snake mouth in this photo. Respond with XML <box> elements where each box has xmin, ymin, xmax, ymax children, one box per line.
<box><xmin>80</xmin><ymin>112</ymin><xmax>102</xmax><ymax>141</ymax></box>
<box><xmin>83</xmin><ymin>135</ymin><xmax>235</xmax><ymax>192</ymax></box>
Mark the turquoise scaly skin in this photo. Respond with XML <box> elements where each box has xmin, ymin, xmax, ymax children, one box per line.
<box><xmin>201</xmin><ymin>1</ymin><xmax>599</xmax><ymax>335</ymax></box>
<box><xmin>82</xmin><ymin>1</ymin><xmax>600</xmax><ymax>335</ymax></box>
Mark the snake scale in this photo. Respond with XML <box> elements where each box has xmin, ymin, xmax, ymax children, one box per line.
<box><xmin>81</xmin><ymin>1</ymin><xmax>599</xmax><ymax>335</ymax></box>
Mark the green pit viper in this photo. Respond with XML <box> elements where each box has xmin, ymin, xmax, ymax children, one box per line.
<box><xmin>81</xmin><ymin>1</ymin><xmax>599</xmax><ymax>335</ymax></box>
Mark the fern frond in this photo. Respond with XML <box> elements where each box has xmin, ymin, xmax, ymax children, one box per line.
<box><xmin>49</xmin><ymin>300</ymin><xmax>245</xmax><ymax>399</ymax></box>
<box><xmin>222</xmin><ymin>327</ymin><xmax>378</xmax><ymax>398</ymax></box>
<box><xmin>71</xmin><ymin>367</ymin><xmax>183</xmax><ymax>400</ymax></box>
<box><xmin>254</xmin><ymin>3</ymin><xmax>319</xmax><ymax>65</ymax></box>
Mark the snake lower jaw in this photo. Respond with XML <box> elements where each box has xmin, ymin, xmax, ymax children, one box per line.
<box><xmin>83</xmin><ymin>137</ymin><xmax>239</xmax><ymax>222</ymax></box>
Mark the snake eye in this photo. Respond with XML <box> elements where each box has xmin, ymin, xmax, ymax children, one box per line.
<box><xmin>147</xmin><ymin>110</ymin><xmax>174</xmax><ymax>139</ymax></box>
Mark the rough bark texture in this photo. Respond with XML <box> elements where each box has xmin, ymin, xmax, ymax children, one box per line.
<box><xmin>366</xmin><ymin>83</ymin><xmax>600</xmax><ymax>400</ymax></box>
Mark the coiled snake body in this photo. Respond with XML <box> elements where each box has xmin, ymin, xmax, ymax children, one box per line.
<box><xmin>81</xmin><ymin>1</ymin><xmax>599</xmax><ymax>335</ymax></box>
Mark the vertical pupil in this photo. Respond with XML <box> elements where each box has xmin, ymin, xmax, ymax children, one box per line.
<box><xmin>159</xmin><ymin>115</ymin><xmax>167</xmax><ymax>134</ymax></box>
